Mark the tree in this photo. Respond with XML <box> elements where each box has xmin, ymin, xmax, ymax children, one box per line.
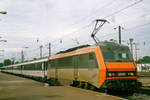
<box><xmin>3</xmin><ymin>59</ymin><xmax>11</xmax><ymax>66</ymax></box>
<box><xmin>15</xmin><ymin>61</ymin><xmax>19</xmax><ymax>64</ymax></box>
<box><xmin>0</xmin><ymin>63</ymin><xmax>3</xmax><ymax>67</ymax></box>
<box><xmin>138</xmin><ymin>56</ymin><xmax>150</xmax><ymax>64</ymax></box>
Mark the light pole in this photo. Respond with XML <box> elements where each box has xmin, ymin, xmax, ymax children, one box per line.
<box><xmin>40</xmin><ymin>45</ymin><xmax>43</xmax><ymax>58</ymax></box>
<box><xmin>133</xmin><ymin>42</ymin><xmax>139</xmax><ymax>67</ymax></box>
<box><xmin>0</xmin><ymin>39</ymin><xmax>7</xmax><ymax>66</ymax></box>
<box><xmin>129</xmin><ymin>38</ymin><xmax>134</xmax><ymax>56</ymax></box>
<box><xmin>21</xmin><ymin>47</ymin><xmax>29</xmax><ymax>63</ymax></box>
<box><xmin>114</xmin><ymin>26</ymin><xmax>124</xmax><ymax>44</ymax></box>
<box><xmin>48</xmin><ymin>43</ymin><xmax>51</xmax><ymax>57</ymax></box>
<box><xmin>11</xmin><ymin>57</ymin><xmax>15</xmax><ymax>65</ymax></box>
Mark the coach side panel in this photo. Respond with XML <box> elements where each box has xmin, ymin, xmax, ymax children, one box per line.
<box><xmin>22</xmin><ymin>62</ymin><xmax>45</xmax><ymax>78</ymax></box>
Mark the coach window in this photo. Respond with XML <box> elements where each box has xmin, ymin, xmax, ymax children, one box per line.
<box><xmin>31</xmin><ymin>64</ymin><xmax>35</xmax><ymax>70</ymax></box>
<box><xmin>22</xmin><ymin>66</ymin><xmax>24</xmax><ymax>70</ymax></box>
<box><xmin>24</xmin><ymin>64</ymin><xmax>34</xmax><ymax>70</ymax></box>
<box><xmin>36</xmin><ymin>62</ymin><xmax>42</xmax><ymax>70</ymax></box>
<box><xmin>25</xmin><ymin>64</ymin><xmax>29</xmax><ymax>70</ymax></box>
<box><xmin>30</xmin><ymin>64</ymin><xmax>35</xmax><ymax>70</ymax></box>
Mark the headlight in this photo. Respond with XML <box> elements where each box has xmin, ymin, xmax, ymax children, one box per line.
<box><xmin>128</xmin><ymin>72</ymin><xmax>134</xmax><ymax>76</ymax></box>
<box><xmin>108</xmin><ymin>73</ymin><xmax>112</xmax><ymax>76</ymax></box>
<box><xmin>107</xmin><ymin>71</ymin><xmax>136</xmax><ymax>77</ymax></box>
<box><xmin>108</xmin><ymin>72</ymin><xmax>115</xmax><ymax>77</ymax></box>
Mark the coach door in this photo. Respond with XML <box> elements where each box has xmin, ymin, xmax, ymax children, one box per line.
<box><xmin>74</xmin><ymin>55</ymin><xmax>78</xmax><ymax>80</ymax></box>
<box><xmin>43</xmin><ymin>62</ymin><xmax>48</xmax><ymax>77</ymax></box>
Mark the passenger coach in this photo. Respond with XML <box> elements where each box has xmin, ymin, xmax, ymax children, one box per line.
<box><xmin>1</xmin><ymin>58</ymin><xmax>48</xmax><ymax>79</ymax></box>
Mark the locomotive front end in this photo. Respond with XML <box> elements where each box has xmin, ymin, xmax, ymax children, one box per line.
<box><xmin>99</xmin><ymin>42</ymin><xmax>138</xmax><ymax>90</ymax></box>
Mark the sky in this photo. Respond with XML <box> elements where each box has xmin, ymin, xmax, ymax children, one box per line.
<box><xmin>0</xmin><ymin>0</ymin><xmax>150</xmax><ymax>62</ymax></box>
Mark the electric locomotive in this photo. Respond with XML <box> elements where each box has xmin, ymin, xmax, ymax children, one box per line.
<box><xmin>46</xmin><ymin>41</ymin><xmax>137</xmax><ymax>90</ymax></box>
<box><xmin>47</xmin><ymin>19</ymin><xmax>138</xmax><ymax>90</ymax></box>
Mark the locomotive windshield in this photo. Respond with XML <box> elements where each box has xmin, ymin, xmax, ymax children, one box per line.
<box><xmin>100</xmin><ymin>42</ymin><xmax>133</xmax><ymax>62</ymax></box>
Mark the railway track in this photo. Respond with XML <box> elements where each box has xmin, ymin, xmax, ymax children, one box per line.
<box><xmin>70</xmin><ymin>82</ymin><xmax>150</xmax><ymax>100</ymax></box>
<box><xmin>69</xmin><ymin>80</ymin><xmax>150</xmax><ymax>100</ymax></box>
<box><xmin>106</xmin><ymin>87</ymin><xmax>150</xmax><ymax>100</ymax></box>
<box><xmin>135</xmin><ymin>87</ymin><xmax>150</xmax><ymax>95</ymax></box>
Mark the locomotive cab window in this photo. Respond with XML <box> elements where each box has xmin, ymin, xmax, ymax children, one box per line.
<box><xmin>101</xmin><ymin>45</ymin><xmax>133</xmax><ymax>62</ymax></box>
<box><xmin>103</xmin><ymin>51</ymin><xmax>115</xmax><ymax>60</ymax></box>
<box><xmin>118</xmin><ymin>53</ymin><xmax>127</xmax><ymax>59</ymax></box>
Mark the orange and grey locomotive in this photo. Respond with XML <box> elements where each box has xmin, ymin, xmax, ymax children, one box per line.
<box><xmin>47</xmin><ymin>42</ymin><xmax>138</xmax><ymax>90</ymax></box>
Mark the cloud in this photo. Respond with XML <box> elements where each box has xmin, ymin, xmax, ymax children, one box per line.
<box><xmin>0</xmin><ymin>0</ymin><xmax>150</xmax><ymax>62</ymax></box>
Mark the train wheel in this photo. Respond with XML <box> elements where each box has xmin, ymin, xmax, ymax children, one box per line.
<box><xmin>84</xmin><ymin>82</ymin><xmax>88</xmax><ymax>89</ymax></box>
<box><xmin>80</xmin><ymin>82</ymin><xmax>85</xmax><ymax>88</ymax></box>
<box><xmin>48</xmin><ymin>78</ymin><xmax>60</xmax><ymax>86</ymax></box>
<box><xmin>72</xmin><ymin>81</ymin><xmax>79</xmax><ymax>87</ymax></box>
<box><xmin>86</xmin><ymin>83</ymin><xmax>97</xmax><ymax>91</ymax></box>
<box><xmin>77</xmin><ymin>81</ymin><xmax>81</xmax><ymax>88</ymax></box>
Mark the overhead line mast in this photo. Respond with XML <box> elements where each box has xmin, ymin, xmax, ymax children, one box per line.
<box><xmin>91</xmin><ymin>19</ymin><xmax>108</xmax><ymax>45</ymax></box>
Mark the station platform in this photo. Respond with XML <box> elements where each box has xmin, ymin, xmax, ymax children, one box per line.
<box><xmin>0</xmin><ymin>72</ymin><xmax>125</xmax><ymax>100</ymax></box>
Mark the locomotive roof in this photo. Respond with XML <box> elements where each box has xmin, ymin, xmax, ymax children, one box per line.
<box><xmin>98</xmin><ymin>41</ymin><xmax>128</xmax><ymax>47</ymax></box>
<box><xmin>55</xmin><ymin>41</ymin><xmax>128</xmax><ymax>55</ymax></box>
<box><xmin>56</xmin><ymin>44</ymin><xmax>90</xmax><ymax>54</ymax></box>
